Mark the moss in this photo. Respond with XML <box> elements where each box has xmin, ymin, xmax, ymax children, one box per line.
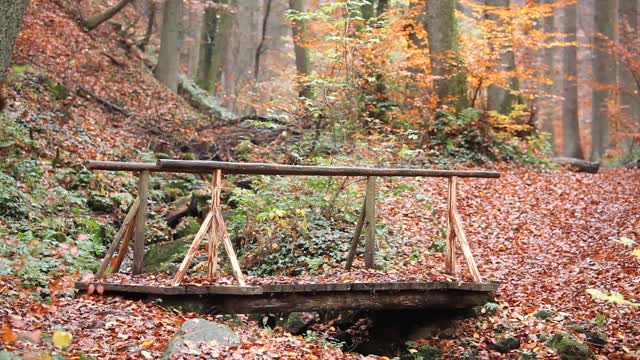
<box><xmin>491</xmin><ymin>336</ymin><xmax>520</xmax><ymax>354</ymax></box>
<box><xmin>534</xmin><ymin>309</ymin><xmax>554</xmax><ymax>320</ymax></box>
<box><xmin>144</xmin><ymin>239</ymin><xmax>190</xmax><ymax>273</ymax></box>
<box><xmin>548</xmin><ymin>332</ymin><xmax>592</xmax><ymax>360</ymax></box>
<box><xmin>417</xmin><ymin>345</ymin><xmax>442</xmax><ymax>360</ymax></box>
<box><xmin>174</xmin><ymin>217</ymin><xmax>201</xmax><ymax>239</ymax></box>
<box><xmin>87</xmin><ymin>193</ymin><xmax>114</xmax><ymax>213</ymax></box>
<box><xmin>0</xmin><ymin>171</ymin><xmax>29</xmax><ymax>218</ymax></box>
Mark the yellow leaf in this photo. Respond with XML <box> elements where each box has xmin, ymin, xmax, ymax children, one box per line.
<box><xmin>140</xmin><ymin>339</ymin><xmax>154</xmax><ymax>348</ymax></box>
<box><xmin>631</xmin><ymin>248</ymin><xmax>640</xmax><ymax>259</ymax></box>
<box><xmin>52</xmin><ymin>330</ymin><xmax>73</xmax><ymax>349</ymax></box>
<box><xmin>209</xmin><ymin>339</ymin><xmax>218</xmax><ymax>346</ymax></box>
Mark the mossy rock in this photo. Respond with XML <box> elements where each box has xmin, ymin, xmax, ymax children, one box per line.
<box><xmin>417</xmin><ymin>345</ymin><xmax>442</xmax><ymax>359</ymax></box>
<box><xmin>548</xmin><ymin>332</ymin><xmax>592</xmax><ymax>360</ymax></box>
<box><xmin>174</xmin><ymin>217</ymin><xmax>201</xmax><ymax>239</ymax></box>
<box><xmin>585</xmin><ymin>330</ymin><xmax>607</xmax><ymax>347</ymax></box>
<box><xmin>144</xmin><ymin>239</ymin><xmax>190</xmax><ymax>273</ymax></box>
<box><xmin>490</xmin><ymin>336</ymin><xmax>520</xmax><ymax>354</ymax></box>
<box><xmin>87</xmin><ymin>193</ymin><xmax>114</xmax><ymax>213</ymax></box>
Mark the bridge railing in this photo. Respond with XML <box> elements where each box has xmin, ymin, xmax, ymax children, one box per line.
<box><xmin>87</xmin><ymin>160</ymin><xmax>500</xmax><ymax>286</ymax></box>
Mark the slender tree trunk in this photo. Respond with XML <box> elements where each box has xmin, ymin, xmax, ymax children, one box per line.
<box><xmin>197</xmin><ymin>4</ymin><xmax>219</xmax><ymax>91</ymax></box>
<box><xmin>541</xmin><ymin>0</ymin><xmax>556</xmax><ymax>152</ymax></box>
<box><xmin>289</xmin><ymin>0</ymin><xmax>311</xmax><ymax>99</ymax></box>
<box><xmin>155</xmin><ymin>0</ymin><xmax>183</xmax><ymax>92</ymax></box>
<box><xmin>82</xmin><ymin>0</ymin><xmax>134</xmax><ymax>31</ymax></box>
<box><xmin>425</xmin><ymin>0</ymin><xmax>468</xmax><ymax>109</ymax></box>
<box><xmin>618</xmin><ymin>0</ymin><xmax>639</xmax><ymax>150</ymax></box>
<box><xmin>376</xmin><ymin>0</ymin><xmax>389</xmax><ymax>16</ymax></box>
<box><xmin>0</xmin><ymin>0</ymin><xmax>28</xmax><ymax>109</ymax></box>
<box><xmin>484</xmin><ymin>0</ymin><xmax>518</xmax><ymax>114</ymax></box>
<box><xmin>590</xmin><ymin>0</ymin><xmax>616</xmax><ymax>161</ymax></box>
<box><xmin>137</xmin><ymin>1</ymin><xmax>156</xmax><ymax>51</ymax></box>
<box><xmin>254</xmin><ymin>0</ymin><xmax>273</xmax><ymax>81</ymax></box>
<box><xmin>361</xmin><ymin>1</ymin><xmax>374</xmax><ymax>22</ymax></box>
<box><xmin>561</xmin><ymin>2</ymin><xmax>584</xmax><ymax>159</ymax></box>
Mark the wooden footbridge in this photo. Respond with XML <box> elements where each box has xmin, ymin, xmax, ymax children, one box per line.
<box><xmin>76</xmin><ymin>160</ymin><xmax>500</xmax><ymax>314</ymax></box>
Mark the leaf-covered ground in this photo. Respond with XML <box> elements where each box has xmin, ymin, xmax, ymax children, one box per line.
<box><xmin>2</xmin><ymin>168</ymin><xmax>638</xmax><ymax>359</ymax></box>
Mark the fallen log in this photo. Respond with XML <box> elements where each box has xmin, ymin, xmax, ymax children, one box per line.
<box><xmin>553</xmin><ymin>157</ymin><xmax>600</xmax><ymax>174</ymax></box>
<box><xmin>77</xmin><ymin>86</ymin><xmax>130</xmax><ymax>116</ymax></box>
<box><xmin>166</xmin><ymin>194</ymin><xmax>198</xmax><ymax>228</ymax></box>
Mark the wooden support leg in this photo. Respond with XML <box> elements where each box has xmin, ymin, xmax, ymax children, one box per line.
<box><xmin>445</xmin><ymin>177</ymin><xmax>457</xmax><ymax>275</ymax></box>
<box><xmin>448</xmin><ymin>179</ymin><xmax>481</xmax><ymax>282</ymax></box>
<box><xmin>172</xmin><ymin>211</ymin><xmax>215</xmax><ymax>286</ymax></box>
<box><xmin>364</xmin><ymin>176</ymin><xmax>376</xmax><ymax>269</ymax></box>
<box><xmin>345</xmin><ymin>197</ymin><xmax>367</xmax><ymax>270</ymax></box>
<box><xmin>112</xmin><ymin>218</ymin><xmax>137</xmax><ymax>273</ymax></box>
<box><xmin>132</xmin><ymin>171</ymin><xmax>150</xmax><ymax>275</ymax></box>
<box><xmin>214</xmin><ymin>211</ymin><xmax>246</xmax><ymax>286</ymax></box>
<box><xmin>96</xmin><ymin>197</ymin><xmax>141</xmax><ymax>278</ymax></box>
<box><xmin>208</xmin><ymin>170</ymin><xmax>222</xmax><ymax>280</ymax></box>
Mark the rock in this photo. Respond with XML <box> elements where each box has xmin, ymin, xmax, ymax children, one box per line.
<box><xmin>548</xmin><ymin>332</ymin><xmax>591</xmax><ymax>360</ymax></box>
<box><xmin>281</xmin><ymin>312</ymin><xmax>316</xmax><ymax>335</ymax></box>
<box><xmin>490</xmin><ymin>336</ymin><xmax>521</xmax><ymax>353</ymax></box>
<box><xmin>585</xmin><ymin>330</ymin><xmax>607</xmax><ymax>347</ymax></box>
<box><xmin>417</xmin><ymin>345</ymin><xmax>442</xmax><ymax>359</ymax></box>
<box><xmin>174</xmin><ymin>216</ymin><xmax>201</xmax><ymax>240</ymax></box>
<box><xmin>533</xmin><ymin>309</ymin><xmax>554</xmax><ymax>320</ymax></box>
<box><xmin>144</xmin><ymin>239</ymin><xmax>190</xmax><ymax>273</ymax></box>
<box><xmin>87</xmin><ymin>193</ymin><xmax>114</xmax><ymax>213</ymax></box>
<box><xmin>520</xmin><ymin>350</ymin><xmax>538</xmax><ymax>360</ymax></box>
<box><xmin>162</xmin><ymin>319</ymin><xmax>240</xmax><ymax>359</ymax></box>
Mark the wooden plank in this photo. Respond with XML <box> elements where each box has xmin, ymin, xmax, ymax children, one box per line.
<box><xmin>214</xmin><ymin>210</ymin><xmax>246</xmax><ymax>286</ymax></box>
<box><xmin>345</xmin><ymin>197</ymin><xmax>367</xmax><ymax>270</ymax></box>
<box><xmin>112</xmin><ymin>217</ymin><xmax>136</xmax><ymax>273</ymax></box>
<box><xmin>86</xmin><ymin>161</ymin><xmax>161</xmax><ymax>172</ymax></box>
<box><xmin>132</xmin><ymin>171</ymin><xmax>150</xmax><ymax>274</ymax></box>
<box><xmin>209</xmin><ymin>290</ymin><xmax>494</xmax><ymax>313</ymax></box>
<box><xmin>172</xmin><ymin>211</ymin><xmax>215</xmax><ymax>286</ymax></box>
<box><xmin>156</xmin><ymin>159</ymin><xmax>501</xmax><ymax>178</ymax></box>
<box><xmin>445</xmin><ymin>177</ymin><xmax>457</xmax><ymax>275</ymax></box>
<box><xmin>208</xmin><ymin>170</ymin><xmax>222</xmax><ymax>280</ymax></box>
<box><xmin>96</xmin><ymin>197</ymin><xmax>140</xmax><ymax>278</ymax></box>
<box><xmin>75</xmin><ymin>281</ymin><xmax>186</xmax><ymax>295</ymax></box>
<box><xmin>364</xmin><ymin>176</ymin><xmax>376</xmax><ymax>269</ymax></box>
<box><xmin>451</xmin><ymin>209</ymin><xmax>482</xmax><ymax>282</ymax></box>
<box><xmin>184</xmin><ymin>285</ymin><xmax>263</xmax><ymax>295</ymax></box>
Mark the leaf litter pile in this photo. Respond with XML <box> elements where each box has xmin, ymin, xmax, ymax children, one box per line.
<box><xmin>3</xmin><ymin>167</ymin><xmax>639</xmax><ymax>359</ymax></box>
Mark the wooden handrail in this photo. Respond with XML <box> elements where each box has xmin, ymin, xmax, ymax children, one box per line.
<box><xmin>86</xmin><ymin>160</ymin><xmax>500</xmax><ymax>178</ymax></box>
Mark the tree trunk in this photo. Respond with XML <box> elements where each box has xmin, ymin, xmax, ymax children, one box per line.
<box><xmin>137</xmin><ymin>1</ymin><xmax>156</xmax><ymax>51</ymax></box>
<box><xmin>376</xmin><ymin>0</ymin><xmax>389</xmax><ymax>16</ymax></box>
<box><xmin>561</xmin><ymin>2</ymin><xmax>584</xmax><ymax>159</ymax></box>
<box><xmin>618</xmin><ymin>0</ymin><xmax>639</xmax><ymax>150</ymax></box>
<box><xmin>210</xmin><ymin>0</ymin><xmax>233</xmax><ymax>93</ymax></box>
<box><xmin>197</xmin><ymin>4</ymin><xmax>220</xmax><ymax>91</ymax></box>
<box><xmin>82</xmin><ymin>0</ymin><xmax>134</xmax><ymax>31</ymax></box>
<box><xmin>425</xmin><ymin>0</ymin><xmax>468</xmax><ymax>110</ymax></box>
<box><xmin>254</xmin><ymin>0</ymin><xmax>273</xmax><ymax>81</ymax></box>
<box><xmin>289</xmin><ymin>0</ymin><xmax>311</xmax><ymax>99</ymax></box>
<box><xmin>590</xmin><ymin>0</ymin><xmax>616</xmax><ymax>161</ymax></box>
<box><xmin>0</xmin><ymin>0</ymin><xmax>28</xmax><ymax>109</ymax></box>
<box><xmin>484</xmin><ymin>0</ymin><xmax>518</xmax><ymax>114</ymax></box>
<box><xmin>540</xmin><ymin>0</ymin><xmax>556</xmax><ymax>152</ymax></box>
<box><xmin>155</xmin><ymin>0</ymin><xmax>183</xmax><ymax>92</ymax></box>
<box><xmin>361</xmin><ymin>1</ymin><xmax>374</xmax><ymax>22</ymax></box>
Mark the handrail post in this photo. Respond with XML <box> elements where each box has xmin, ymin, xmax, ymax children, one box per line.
<box><xmin>445</xmin><ymin>176</ymin><xmax>457</xmax><ymax>275</ymax></box>
<box><xmin>132</xmin><ymin>171</ymin><xmax>150</xmax><ymax>274</ymax></box>
<box><xmin>364</xmin><ymin>176</ymin><xmax>376</xmax><ymax>269</ymax></box>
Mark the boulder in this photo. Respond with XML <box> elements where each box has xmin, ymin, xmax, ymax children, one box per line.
<box><xmin>548</xmin><ymin>332</ymin><xmax>591</xmax><ymax>360</ymax></box>
<box><xmin>280</xmin><ymin>312</ymin><xmax>317</xmax><ymax>335</ymax></box>
<box><xmin>490</xmin><ymin>336</ymin><xmax>521</xmax><ymax>354</ymax></box>
<box><xmin>162</xmin><ymin>319</ymin><xmax>240</xmax><ymax>359</ymax></box>
<box><xmin>144</xmin><ymin>239</ymin><xmax>190</xmax><ymax>273</ymax></box>
<box><xmin>174</xmin><ymin>216</ymin><xmax>201</xmax><ymax>240</ymax></box>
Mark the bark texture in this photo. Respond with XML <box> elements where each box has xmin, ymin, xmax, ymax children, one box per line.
<box><xmin>155</xmin><ymin>0</ymin><xmax>183</xmax><ymax>92</ymax></box>
<box><xmin>590</xmin><ymin>0</ymin><xmax>616</xmax><ymax>161</ymax></box>
<box><xmin>425</xmin><ymin>0</ymin><xmax>468</xmax><ymax>109</ymax></box>
<box><xmin>0</xmin><ymin>0</ymin><xmax>28</xmax><ymax>82</ymax></box>
<box><xmin>197</xmin><ymin>4</ymin><xmax>220</xmax><ymax>91</ymax></box>
<box><xmin>541</xmin><ymin>0</ymin><xmax>555</xmax><ymax>151</ymax></box>
<box><xmin>618</xmin><ymin>0</ymin><xmax>639</xmax><ymax>149</ymax></box>
<box><xmin>561</xmin><ymin>2</ymin><xmax>584</xmax><ymax>159</ymax></box>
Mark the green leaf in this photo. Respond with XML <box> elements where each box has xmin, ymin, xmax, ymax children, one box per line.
<box><xmin>618</xmin><ymin>237</ymin><xmax>636</xmax><ymax>247</ymax></box>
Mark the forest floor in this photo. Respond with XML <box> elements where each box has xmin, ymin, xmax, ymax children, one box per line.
<box><xmin>1</xmin><ymin>1</ymin><xmax>639</xmax><ymax>359</ymax></box>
